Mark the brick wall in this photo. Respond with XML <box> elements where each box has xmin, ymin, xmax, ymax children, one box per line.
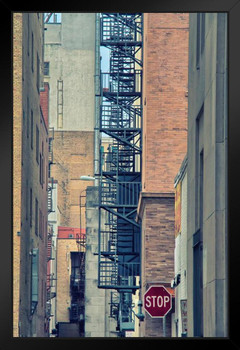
<box><xmin>51</xmin><ymin>130</ymin><xmax>94</xmax><ymax>228</ymax></box>
<box><xmin>142</xmin><ymin>13</ymin><xmax>189</xmax><ymax>194</ymax></box>
<box><xmin>139</xmin><ymin>194</ymin><xmax>175</xmax><ymax>337</ymax></box>
<box><xmin>138</xmin><ymin>13</ymin><xmax>189</xmax><ymax>337</ymax></box>
<box><xmin>139</xmin><ymin>195</ymin><xmax>175</xmax><ymax>286</ymax></box>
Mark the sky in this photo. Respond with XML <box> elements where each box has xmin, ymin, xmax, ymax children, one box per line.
<box><xmin>100</xmin><ymin>47</ymin><xmax>110</xmax><ymax>72</ymax></box>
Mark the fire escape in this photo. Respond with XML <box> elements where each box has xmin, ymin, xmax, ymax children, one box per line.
<box><xmin>69</xmin><ymin>193</ymin><xmax>86</xmax><ymax>336</ymax></box>
<box><xmin>98</xmin><ymin>13</ymin><xmax>143</xmax><ymax>335</ymax></box>
<box><xmin>46</xmin><ymin>126</ymin><xmax>56</xmax><ymax>333</ymax></box>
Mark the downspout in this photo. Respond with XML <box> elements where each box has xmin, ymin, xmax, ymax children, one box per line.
<box><xmin>94</xmin><ymin>13</ymin><xmax>101</xmax><ymax>187</ymax></box>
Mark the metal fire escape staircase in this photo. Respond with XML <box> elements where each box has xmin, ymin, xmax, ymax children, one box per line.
<box><xmin>98</xmin><ymin>13</ymin><xmax>143</xmax><ymax>335</ymax></box>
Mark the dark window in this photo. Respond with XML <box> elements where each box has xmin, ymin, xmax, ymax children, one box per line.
<box><xmin>31</xmin><ymin>33</ymin><xmax>34</xmax><ymax>72</ymax></box>
<box><xmin>30</xmin><ymin>188</ymin><xmax>32</xmax><ymax>227</ymax></box>
<box><xmin>27</xmin><ymin>14</ymin><xmax>30</xmax><ymax>56</ymax></box>
<box><xmin>71</xmin><ymin>252</ymin><xmax>81</xmax><ymax>279</ymax></box>
<box><xmin>39</xmin><ymin>209</ymin><xmax>43</xmax><ymax>239</ymax></box>
<box><xmin>26</xmin><ymin>180</ymin><xmax>28</xmax><ymax>221</ymax></box>
<box><xmin>44</xmin><ymin>62</ymin><xmax>49</xmax><ymax>76</ymax></box>
<box><xmin>42</xmin><ymin>142</ymin><xmax>44</xmax><ymax>185</ymax></box>
<box><xmin>35</xmin><ymin>198</ymin><xmax>38</xmax><ymax>235</ymax></box>
<box><xmin>27</xmin><ymin>98</ymin><xmax>29</xmax><ymax>139</ymax></box>
<box><xmin>39</xmin><ymin>153</ymin><xmax>42</xmax><ymax>185</ymax></box>
<box><xmin>200</xmin><ymin>14</ymin><xmax>205</xmax><ymax>55</ymax></box>
<box><xmin>39</xmin><ymin>141</ymin><xmax>44</xmax><ymax>187</ymax></box>
<box><xmin>31</xmin><ymin>110</ymin><xmax>33</xmax><ymax>149</ymax></box>
<box><xmin>37</xmin><ymin>53</ymin><xmax>40</xmax><ymax>92</ymax></box>
<box><xmin>196</xmin><ymin>13</ymin><xmax>205</xmax><ymax>70</ymax></box>
<box><xmin>193</xmin><ymin>230</ymin><xmax>203</xmax><ymax>336</ymax></box>
<box><xmin>36</xmin><ymin>125</ymin><xmax>39</xmax><ymax>163</ymax></box>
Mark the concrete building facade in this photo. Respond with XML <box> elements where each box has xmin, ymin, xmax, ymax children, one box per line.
<box><xmin>84</xmin><ymin>186</ymin><xmax>117</xmax><ymax>337</ymax></box>
<box><xmin>137</xmin><ymin>13</ymin><xmax>189</xmax><ymax>337</ymax></box>
<box><xmin>186</xmin><ymin>13</ymin><xmax>228</xmax><ymax>337</ymax></box>
<box><xmin>44</xmin><ymin>13</ymin><xmax>96</xmax><ymax>229</ymax></box>
<box><xmin>13</xmin><ymin>13</ymin><xmax>49</xmax><ymax>337</ymax></box>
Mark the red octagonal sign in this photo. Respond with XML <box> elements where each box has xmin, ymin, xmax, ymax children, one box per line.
<box><xmin>144</xmin><ymin>285</ymin><xmax>172</xmax><ymax>318</ymax></box>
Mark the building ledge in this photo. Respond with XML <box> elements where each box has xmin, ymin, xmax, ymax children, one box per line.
<box><xmin>136</xmin><ymin>191</ymin><xmax>175</xmax><ymax>222</ymax></box>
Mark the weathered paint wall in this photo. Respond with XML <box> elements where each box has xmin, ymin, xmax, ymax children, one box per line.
<box><xmin>84</xmin><ymin>186</ymin><xmax>117</xmax><ymax>337</ymax></box>
<box><xmin>44</xmin><ymin>13</ymin><xmax>96</xmax><ymax>131</ymax></box>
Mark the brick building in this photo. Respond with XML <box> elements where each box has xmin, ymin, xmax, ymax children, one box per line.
<box><xmin>13</xmin><ymin>13</ymin><xmax>49</xmax><ymax>337</ymax></box>
<box><xmin>137</xmin><ymin>13</ymin><xmax>189</xmax><ymax>337</ymax></box>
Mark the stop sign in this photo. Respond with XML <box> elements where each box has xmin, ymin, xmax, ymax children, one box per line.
<box><xmin>144</xmin><ymin>285</ymin><xmax>172</xmax><ymax>318</ymax></box>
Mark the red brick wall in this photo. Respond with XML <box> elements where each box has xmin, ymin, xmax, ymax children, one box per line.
<box><xmin>142</xmin><ymin>13</ymin><xmax>189</xmax><ymax>194</ymax></box>
<box><xmin>140</xmin><ymin>195</ymin><xmax>175</xmax><ymax>287</ymax></box>
<box><xmin>139</xmin><ymin>13</ymin><xmax>189</xmax><ymax>337</ymax></box>
<box><xmin>58</xmin><ymin>226</ymin><xmax>85</xmax><ymax>239</ymax></box>
<box><xmin>139</xmin><ymin>194</ymin><xmax>175</xmax><ymax>337</ymax></box>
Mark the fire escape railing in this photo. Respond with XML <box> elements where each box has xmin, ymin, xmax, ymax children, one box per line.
<box><xmin>98</xmin><ymin>13</ymin><xmax>143</xmax><ymax>335</ymax></box>
<box><xmin>98</xmin><ymin>13</ymin><xmax>142</xmax><ymax>291</ymax></box>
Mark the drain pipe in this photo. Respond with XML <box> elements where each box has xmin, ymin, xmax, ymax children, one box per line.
<box><xmin>94</xmin><ymin>12</ymin><xmax>101</xmax><ymax>187</ymax></box>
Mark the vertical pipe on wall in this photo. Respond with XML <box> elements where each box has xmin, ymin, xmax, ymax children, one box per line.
<box><xmin>94</xmin><ymin>13</ymin><xmax>101</xmax><ymax>187</ymax></box>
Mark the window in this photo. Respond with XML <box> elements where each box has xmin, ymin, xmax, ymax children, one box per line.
<box><xmin>39</xmin><ymin>153</ymin><xmax>42</xmax><ymax>185</ymax></box>
<box><xmin>35</xmin><ymin>198</ymin><xmax>38</xmax><ymax>235</ymax></box>
<box><xmin>31</xmin><ymin>33</ymin><xmax>34</xmax><ymax>72</ymax></box>
<box><xmin>36</xmin><ymin>125</ymin><xmax>39</xmax><ymax>163</ymax></box>
<box><xmin>27</xmin><ymin>98</ymin><xmax>29</xmax><ymax>139</ymax></box>
<box><xmin>26</xmin><ymin>180</ymin><xmax>28</xmax><ymax>221</ymax></box>
<box><xmin>42</xmin><ymin>142</ymin><xmax>44</xmax><ymax>185</ymax></box>
<box><xmin>196</xmin><ymin>13</ymin><xmax>205</xmax><ymax>70</ymax></box>
<box><xmin>39</xmin><ymin>141</ymin><xmax>45</xmax><ymax>187</ymax></box>
<box><xmin>30</xmin><ymin>188</ymin><xmax>32</xmax><ymax>227</ymax></box>
<box><xmin>31</xmin><ymin>110</ymin><xmax>33</xmax><ymax>149</ymax></box>
<box><xmin>41</xmin><ymin>280</ymin><xmax>44</xmax><ymax>307</ymax></box>
<box><xmin>44</xmin><ymin>62</ymin><xmax>49</xmax><ymax>76</ymax></box>
<box><xmin>27</xmin><ymin>14</ymin><xmax>30</xmax><ymax>56</ymax></box>
<box><xmin>37</xmin><ymin>53</ymin><xmax>40</xmax><ymax>92</ymax></box>
<box><xmin>71</xmin><ymin>252</ymin><xmax>81</xmax><ymax>280</ymax></box>
<box><xmin>39</xmin><ymin>209</ymin><xmax>43</xmax><ymax>239</ymax></box>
